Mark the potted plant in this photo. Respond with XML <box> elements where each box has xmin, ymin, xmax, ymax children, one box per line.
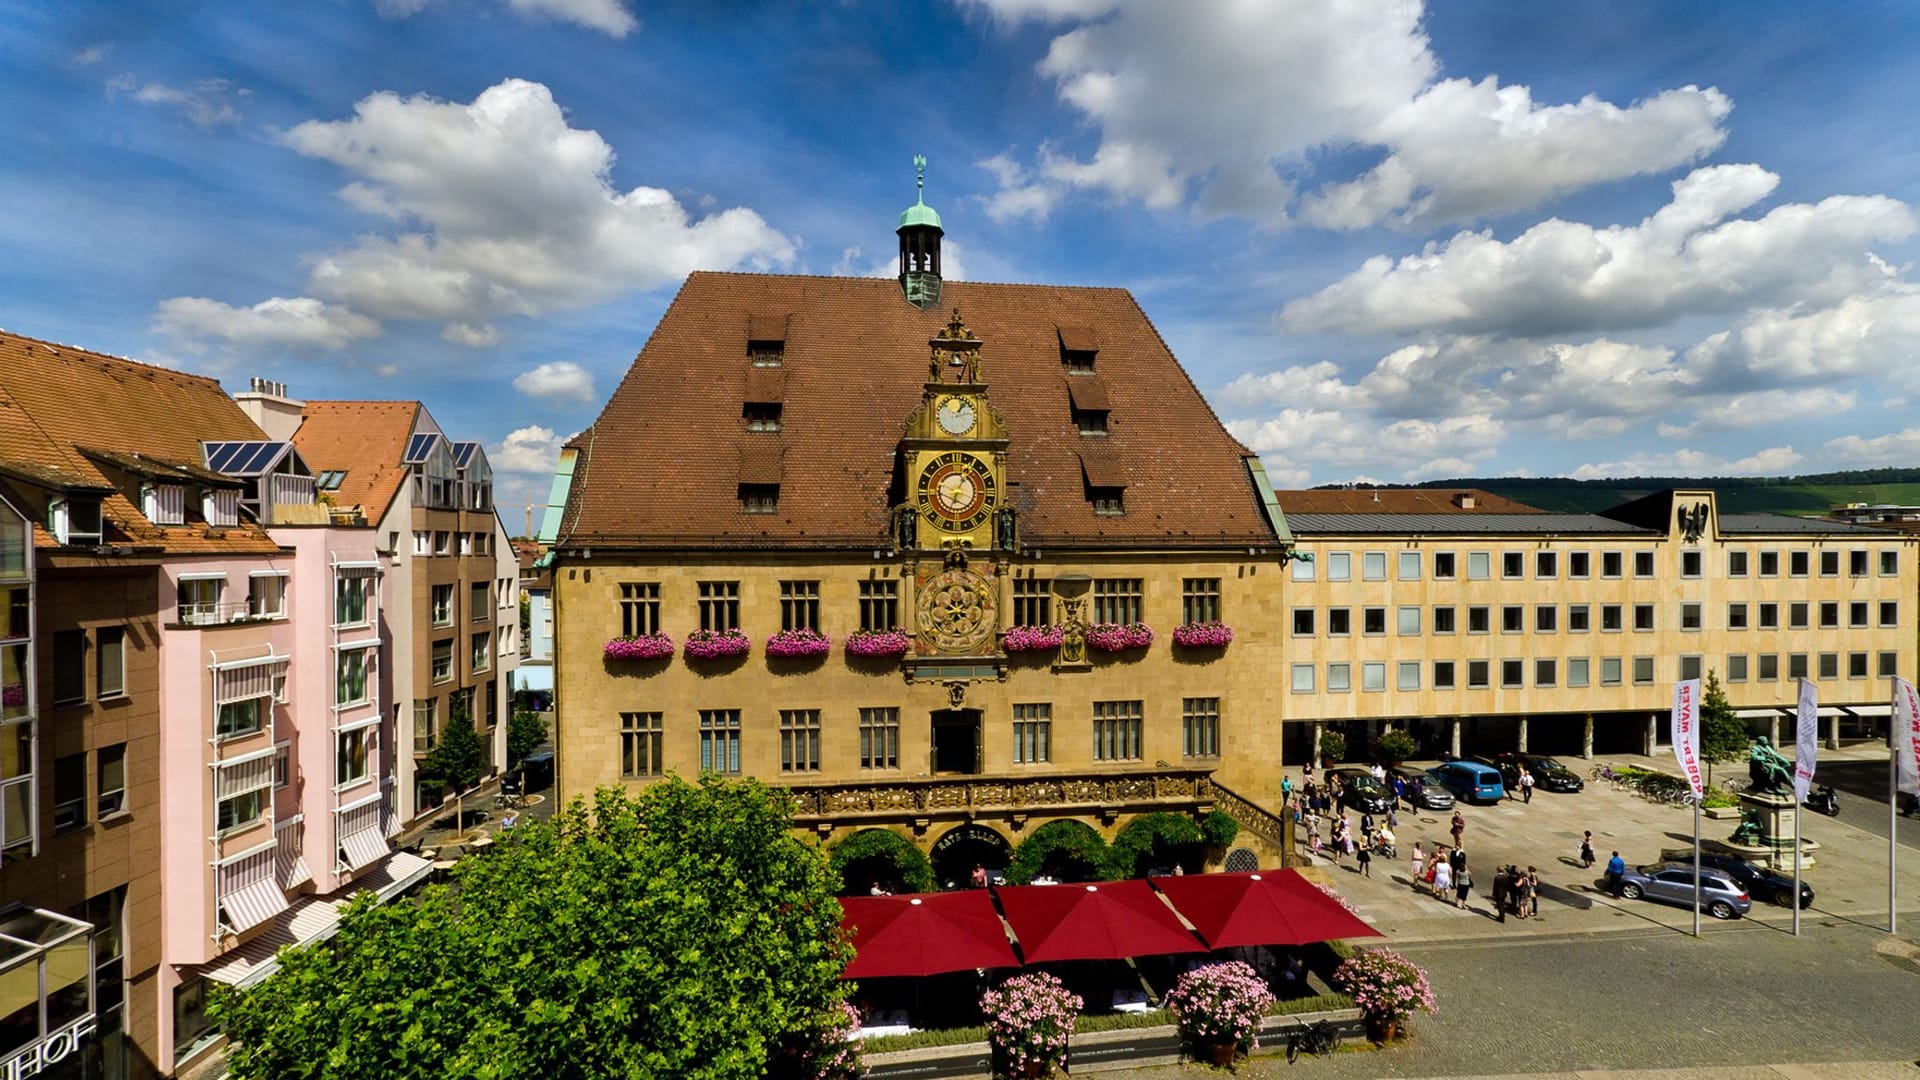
<box><xmin>1372</xmin><ymin>729</ymin><xmax>1416</xmax><ymax>766</ymax></box>
<box><xmin>603</xmin><ymin>633</ymin><xmax>674</xmax><ymax>660</ymax></box>
<box><xmin>979</xmin><ymin>971</ymin><xmax>1081</xmax><ymax>1078</ymax></box>
<box><xmin>1164</xmin><ymin>960</ymin><xmax>1274</xmax><ymax>1066</ymax></box>
<box><xmin>1331</xmin><ymin>948</ymin><xmax>1436</xmax><ymax>1043</ymax></box>
<box><xmin>1171</xmin><ymin>620</ymin><xmax>1234</xmax><ymax>648</ymax></box>
<box><xmin>1316</xmin><ymin>730</ymin><xmax>1346</xmax><ymax>767</ymax></box>
<box><xmin>683</xmin><ymin>627</ymin><xmax>752</xmax><ymax>660</ymax></box>
<box><xmin>1003</xmin><ymin>624</ymin><xmax>1066</xmax><ymax>652</ymax></box>
<box><xmin>1085</xmin><ymin>622</ymin><xmax>1154</xmax><ymax>652</ymax></box>
<box><xmin>767</xmin><ymin>627</ymin><xmax>832</xmax><ymax>658</ymax></box>
<box><xmin>845</xmin><ymin>627</ymin><xmax>912</xmax><ymax>657</ymax></box>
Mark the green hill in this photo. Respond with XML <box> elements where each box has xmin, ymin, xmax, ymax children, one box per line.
<box><xmin>1400</xmin><ymin>470</ymin><xmax>1920</xmax><ymax>517</ymax></box>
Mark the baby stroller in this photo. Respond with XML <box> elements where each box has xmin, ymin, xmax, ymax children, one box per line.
<box><xmin>1369</xmin><ymin>827</ymin><xmax>1397</xmax><ymax>859</ymax></box>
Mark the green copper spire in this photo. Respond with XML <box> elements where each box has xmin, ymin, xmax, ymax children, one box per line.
<box><xmin>899</xmin><ymin>154</ymin><xmax>943</xmax><ymax>230</ymax></box>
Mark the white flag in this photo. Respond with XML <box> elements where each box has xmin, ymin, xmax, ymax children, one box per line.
<box><xmin>1793</xmin><ymin>678</ymin><xmax>1818</xmax><ymax>804</ymax></box>
<box><xmin>1895</xmin><ymin>676</ymin><xmax>1920</xmax><ymax>797</ymax></box>
<box><xmin>1671</xmin><ymin>678</ymin><xmax>1703</xmax><ymax>797</ymax></box>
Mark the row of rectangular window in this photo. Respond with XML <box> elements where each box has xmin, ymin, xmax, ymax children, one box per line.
<box><xmin>1292</xmin><ymin>547</ymin><xmax>1902</xmax><ymax>583</ymax></box>
<box><xmin>617</xmin><ymin>699</ymin><xmax>1223</xmax><ymax>777</ymax></box>
<box><xmin>49</xmin><ymin>744</ymin><xmax>127</xmax><ymax>833</ymax></box>
<box><xmin>1290</xmin><ymin>651</ymin><xmax>1901</xmax><ymax>693</ymax></box>
<box><xmin>620</xmin><ymin>578</ymin><xmax>1224</xmax><ymax>636</ymax></box>
<box><xmin>411</xmin><ymin>531</ymin><xmax>495</xmax><ymax>557</ymax></box>
<box><xmin>428</xmin><ymin>633</ymin><xmax>492</xmax><ymax>684</ymax></box>
<box><xmin>1291</xmin><ymin>599</ymin><xmax>1901</xmax><ymax>637</ymax></box>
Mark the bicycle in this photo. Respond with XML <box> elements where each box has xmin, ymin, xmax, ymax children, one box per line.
<box><xmin>1286</xmin><ymin>1018</ymin><xmax>1338</xmax><ymax>1064</ymax></box>
<box><xmin>1589</xmin><ymin>763</ymin><xmax>1623</xmax><ymax>788</ymax></box>
<box><xmin>494</xmin><ymin>790</ymin><xmax>528</xmax><ymax>811</ymax></box>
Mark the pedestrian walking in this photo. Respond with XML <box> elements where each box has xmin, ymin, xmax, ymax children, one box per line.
<box><xmin>1308</xmin><ymin>816</ymin><xmax>1321</xmax><ymax>853</ymax></box>
<box><xmin>1492</xmin><ymin>865</ymin><xmax>1510</xmax><ymax>923</ymax></box>
<box><xmin>1360</xmin><ymin>811</ymin><xmax>1375</xmax><ymax>840</ymax></box>
<box><xmin>1520</xmin><ymin>769</ymin><xmax>1534</xmax><ymax>804</ymax></box>
<box><xmin>1449</xmin><ymin>845</ymin><xmax>1466</xmax><ymax>876</ymax></box>
<box><xmin>1431</xmin><ymin>856</ymin><xmax>1452</xmax><ymax>899</ymax></box>
<box><xmin>1356</xmin><ymin>843</ymin><xmax>1372</xmax><ymax>877</ymax></box>
<box><xmin>1579</xmin><ymin>830</ymin><xmax>1595</xmax><ymax>868</ymax></box>
<box><xmin>1605</xmin><ymin>851</ymin><xmax>1626</xmax><ymax>897</ymax></box>
<box><xmin>1424</xmin><ymin>849</ymin><xmax>1442</xmax><ymax>894</ymax></box>
<box><xmin>1385</xmin><ymin>804</ymin><xmax>1398</xmax><ymax>830</ymax></box>
<box><xmin>1303</xmin><ymin>760</ymin><xmax>1314</xmax><ymax>784</ymax></box>
<box><xmin>1281</xmin><ymin>776</ymin><xmax>1292</xmax><ymax>804</ymax></box>
<box><xmin>1521</xmin><ymin>866</ymin><xmax>1540</xmax><ymax>919</ymax></box>
<box><xmin>1409</xmin><ymin>841</ymin><xmax>1426</xmax><ymax>886</ymax></box>
<box><xmin>1454</xmin><ymin>865</ymin><xmax>1472</xmax><ymax>909</ymax></box>
<box><xmin>1450</xmin><ymin>810</ymin><xmax>1466</xmax><ymax>848</ymax></box>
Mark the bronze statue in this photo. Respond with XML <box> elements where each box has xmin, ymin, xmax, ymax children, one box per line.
<box><xmin>1747</xmin><ymin>736</ymin><xmax>1794</xmax><ymax>796</ymax></box>
<box><xmin>1059</xmin><ymin>595</ymin><xmax>1086</xmax><ymax>665</ymax></box>
<box><xmin>1730</xmin><ymin>808</ymin><xmax>1766</xmax><ymax>845</ymax></box>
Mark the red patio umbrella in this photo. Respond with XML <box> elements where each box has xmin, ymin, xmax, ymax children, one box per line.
<box><xmin>838</xmin><ymin>891</ymin><xmax>1020</xmax><ymax>978</ymax></box>
<box><xmin>994</xmin><ymin>880</ymin><xmax>1204</xmax><ymax>963</ymax></box>
<box><xmin>1151</xmin><ymin>869</ymin><xmax>1382</xmax><ymax>949</ymax></box>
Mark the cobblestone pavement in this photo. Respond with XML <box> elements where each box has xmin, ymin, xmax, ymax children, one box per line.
<box><xmin>1132</xmin><ymin>920</ymin><xmax>1920</xmax><ymax>1078</ymax></box>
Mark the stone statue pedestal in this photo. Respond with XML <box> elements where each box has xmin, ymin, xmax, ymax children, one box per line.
<box><xmin>1724</xmin><ymin>790</ymin><xmax>1819</xmax><ymax>870</ymax></box>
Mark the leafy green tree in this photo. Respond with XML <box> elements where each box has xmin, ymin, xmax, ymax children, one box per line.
<box><xmin>419</xmin><ymin>694</ymin><xmax>488</xmax><ymax>837</ymax></box>
<box><xmin>1698</xmin><ymin>670</ymin><xmax>1747</xmax><ymax>787</ymax></box>
<box><xmin>214</xmin><ymin>778</ymin><xmax>854</xmax><ymax>1080</ymax></box>
<box><xmin>507</xmin><ymin>709</ymin><xmax>547</xmax><ymax>765</ymax></box>
<box><xmin>827</xmin><ymin>828</ymin><xmax>935</xmax><ymax>895</ymax></box>
<box><xmin>1106</xmin><ymin>811</ymin><xmax>1203</xmax><ymax>878</ymax></box>
<box><xmin>1316</xmin><ymin>730</ymin><xmax>1346</xmax><ymax>764</ymax></box>
<box><xmin>1199</xmin><ymin>809</ymin><xmax>1240</xmax><ymax>849</ymax></box>
<box><xmin>1373</xmin><ymin>729</ymin><xmax>1417</xmax><ymax>765</ymax></box>
<box><xmin>1004</xmin><ymin>820</ymin><xmax>1109</xmax><ymax>884</ymax></box>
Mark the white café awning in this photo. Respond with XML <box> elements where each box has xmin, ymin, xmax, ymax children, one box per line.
<box><xmin>1848</xmin><ymin>703</ymin><xmax>1894</xmax><ymax>718</ymax></box>
<box><xmin>200</xmin><ymin>850</ymin><xmax>432</xmax><ymax>989</ymax></box>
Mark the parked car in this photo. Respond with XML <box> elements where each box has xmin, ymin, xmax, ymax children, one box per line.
<box><xmin>1431</xmin><ymin>761</ymin><xmax>1505</xmax><ymax>805</ymax></box>
<box><xmin>519</xmin><ymin>750</ymin><xmax>555</xmax><ymax>791</ymax></box>
<box><xmin>1659</xmin><ymin>851</ymin><xmax>1815</xmax><ymax>908</ymax></box>
<box><xmin>1325</xmin><ymin>768</ymin><xmax>1394</xmax><ymax>813</ymax></box>
<box><xmin>1617</xmin><ymin>863</ymin><xmax>1751</xmax><ymax>919</ymax></box>
<box><xmin>1478</xmin><ymin>751</ymin><xmax>1585</xmax><ymax>793</ymax></box>
<box><xmin>1387</xmin><ymin>766</ymin><xmax>1455</xmax><ymax>810</ymax></box>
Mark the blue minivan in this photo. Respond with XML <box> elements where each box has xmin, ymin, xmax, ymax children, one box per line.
<box><xmin>1432</xmin><ymin>761</ymin><xmax>1505</xmax><ymax>804</ymax></box>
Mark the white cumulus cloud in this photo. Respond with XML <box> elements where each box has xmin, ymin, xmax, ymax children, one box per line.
<box><xmin>972</xmin><ymin>0</ymin><xmax>1729</xmax><ymax>229</ymax></box>
<box><xmin>441</xmin><ymin>322</ymin><xmax>502</xmax><ymax>347</ymax></box>
<box><xmin>1823</xmin><ymin>427</ymin><xmax>1920</xmax><ymax>467</ymax></box>
<box><xmin>492</xmin><ymin>425</ymin><xmax>570</xmax><ymax>474</ymax></box>
<box><xmin>152</xmin><ymin>296</ymin><xmax>381</xmax><ymax>350</ymax></box>
<box><xmin>1569</xmin><ymin>445</ymin><xmax>1802</xmax><ymax>480</ymax></box>
<box><xmin>513</xmin><ymin>361</ymin><xmax>597</xmax><ymax>404</ymax></box>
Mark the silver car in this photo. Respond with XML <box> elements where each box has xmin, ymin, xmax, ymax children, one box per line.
<box><xmin>1617</xmin><ymin>863</ymin><xmax>1752</xmax><ymax>920</ymax></box>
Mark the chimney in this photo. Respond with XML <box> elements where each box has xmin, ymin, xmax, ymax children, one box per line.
<box><xmin>1452</xmin><ymin>492</ymin><xmax>1476</xmax><ymax>510</ymax></box>
<box><xmin>234</xmin><ymin>377</ymin><xmax>307</xmax><ymax>441</ymax></box>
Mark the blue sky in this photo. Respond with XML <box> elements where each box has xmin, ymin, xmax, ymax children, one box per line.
<box><xmin>4</xmin><ymin>1</ymin><xmax>1920</xmax><ymax>524</ymax></box>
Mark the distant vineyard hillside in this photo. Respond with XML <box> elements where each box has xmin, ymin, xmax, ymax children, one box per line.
<box><xmin>1398</xmin><ymin>470</ymin><xmax>1920</xmax><ymax>516</ymax></box>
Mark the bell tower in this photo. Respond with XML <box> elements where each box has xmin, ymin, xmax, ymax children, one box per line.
<box><xmin>898</xmin><ymin>155</ymin><xmax>944</xmax><ymax>311</ymax></box>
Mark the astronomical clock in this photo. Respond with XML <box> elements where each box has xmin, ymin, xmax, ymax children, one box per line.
<box><xmin>896</xmin><ymin>311</ymin><xmax>1014</xmax><ymax>660</ymax></box>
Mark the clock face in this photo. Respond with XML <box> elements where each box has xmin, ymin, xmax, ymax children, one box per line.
<box><xmin>916</xmin><ymin>451</ymin><xmax>997</xmax><ymax>531</ymax></box>
<box><xmin>936</xmin><ymin>395</ymin><xmax>977</xmax><ymax>435</ymax></box>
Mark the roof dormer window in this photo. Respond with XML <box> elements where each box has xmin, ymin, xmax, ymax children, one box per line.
<box><xmin>744</xmin><ymin>403</ymin><xmax>783</xmax><ymax>433</ymax></box>
<box><xmin>748</xmin><ymin>341</ymin><xmax>785</xmax><ymax>367</ymax></box>
<box><xmin>144</xmin><ymin>483</ymin><xmax>186</xmax><ymax>525</ymax></box>
<box><xmin>739</xmin><ymin>483</ymin><xmax>779</xmax><ymax>514</ymax></box>
<box><xmin>1063</xmin><ymin>350</ymin><xmax>1096</xmax><ymax>373</ymax></box>
<box><xmin>50</xmin><ymin>497</ymin><xmax>103</xmax><ymax>546</ymax></box>
<box><xmin>1089</xmin><ymin>488</ymin><xmax>1126</xmax><ymax>516</ymax></box>
<box><xmin>1074</xmin><ymin>408</ymin><xmax>1109</xmax><ymax>436</ymax></box>
<box><xmin>204</xmin><ymin>490</ymin><xmax>240</xmax><ymax>528</ymax></box>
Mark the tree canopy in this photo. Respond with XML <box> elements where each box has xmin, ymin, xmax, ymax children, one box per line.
<box><xmin>827</xmin><ymin>828</ymin><xmax>935</xmax><ymax>896</ymax></box>
<box><xmin>1003</xmin><ymin>820</ymin><xmax>1108</xmax><ymax>884</ymax></box>
<box><xmin>507</xmin><ymin>709</ymin><xmax>548</xmax><ymax>765</ymax></box>
<box><xmin>214</xmin><ymin>777</ymin><xmax>853</xmax><ymax>1080</ymax></box>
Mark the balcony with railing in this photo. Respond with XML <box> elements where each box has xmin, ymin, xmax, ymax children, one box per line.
<box><xmin>176</xmin><ymin>599</ymin><xmax>278</xmax><ymax>627</ymax></box>
<box><xmin>783</xmin><ymin>765</ymin><xmax>1216</xmax><ymax>829</ymax></box>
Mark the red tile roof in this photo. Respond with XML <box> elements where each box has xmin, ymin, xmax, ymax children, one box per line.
<box><xmin>290</xmin><ymin>401</ymin><xmax>420</xmax><ymax>525</ymax></box>
<box><xmin>0</xmin><ymin>329</ymin><xmax>282</xmax><ymax>554</ymax></box>
<box><xmin>556</xmin><ymin>273</ymin><xmax>1276</xmax><ymax>550</ymax></box>
<box><xmin>1273</xmin><ymin>488</ymin><xmax>1543</xmax><ymax>514</ymax></box>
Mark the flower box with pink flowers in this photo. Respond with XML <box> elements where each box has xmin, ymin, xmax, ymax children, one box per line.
<box><xmin>1085</xmin><ymin>622</ymin><xmax>1154</xmax><ymax>652</ymax></box>
<box><xmin>683</xmin><ymin>627</ymin><xmax>752</xmax><ymax>660</ymax></box>
<box><xmin>1171</xmin><ymin>621</ymin><xmax>1234</xmax><ymax>648</ymax></box>
<box><xmin>1002</xmin><ymin>625</ymin><xmax>1065</xmax><ymax>653</ymax></box>
<box><xmin>767</xmin><ymin>627</ymin><xmax>832</xmax><ymax>658</ymax></box>
<box><xmin>845</xmin><ymin>628</ymin><xmax>912</xmax><ymax>657</ymax></box>
<box><xmin>603</xmin><ymin>633</ymin><xmax>674</xmax><ymax>661</ymax></box>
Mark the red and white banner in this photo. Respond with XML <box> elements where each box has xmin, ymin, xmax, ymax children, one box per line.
<box><xmin>1793</xmin><ymin>678</ymin><xmax>1818</xmax><ymax>804</ymax></box>
<box><xmin>1671</xmin><ymin>678</ymin><xmax>1703</xmax><ymax>797</ymax></box>
<box><xmin>1895</xmin><ymin>676</ymin><xmax>1920</xmax><ymax>797</ymax></box>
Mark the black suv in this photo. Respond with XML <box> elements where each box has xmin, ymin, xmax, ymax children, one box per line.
<box><xmin>1661</xmin><ymin>851</ymin><xmax>1814</xmax><ymax>908</ymax></box>
<box><xmin>1325</xmin><ymin>768</ymin><xmax>1394</xmax><ymax>814</ymax></box>
<box><xmin>1477</xmin><ymin>752</ymin><xmax>1585</xmax><ymax>793</ymax></box>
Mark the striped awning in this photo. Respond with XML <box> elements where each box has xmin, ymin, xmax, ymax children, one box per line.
<box><xmin>339</xmin><ymin>827</ymin><xmax>388</xmax><ymax>873</ymax></box>
<box><xmin>219</xmin><ymin>877</ymin><xmax>290</xmax><ymax>936</ymax></box>
<box><xmin>199</xmin><ymin>850</ymin><xmax>432</xmax><ymax>989</ymax></box>
<box><xmin>216</xmin><ymin>657</ymin><xmax>288</xmax><ymax>705</ymax></box>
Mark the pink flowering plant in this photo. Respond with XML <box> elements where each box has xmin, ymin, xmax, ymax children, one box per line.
<box><xmin>1002</xmin><ymin>624</ymin><xmax>1065</xmax><ymax>652</ymax></box>
<box><xmin>603</xmin><ymin>633</ymin><xmax>674</xmax><ymax>660</ymax></box>
<box><xmin>768</xmin><ymin>627</ymin><xmax>833</xmax><ymax>658</ymax></box>
<box><xmin>1164</xmin><ymin>960</ymin><xmax>1274</xmax><ymax>1052</ymax></box>
<box><xmin>1331</xmin><ymin>948</ymin><xmax>1437</xmax><ymax>1025</ymax></box>
<box><xmin>683</xmin><ymin>627</ymin><xmax>753</xmax><ymax>659</ymax></box>
<box><xmin>1311</xmin><ymin>881</ymin><xmax>1362</xmax><ymax>917</ymax></box>
<box><xmin>776</xmin><ymin>1001</ymin><xmax>864</xmax><ymax>1079</ymax></box>
<box><xmin>845</xmin><ymin>628</ymin><xmax>912</xmax><ymax>657</ymax></box>
<box><xmin>980</xmin><ymin>971</ymin><xmax>1082</xmax><ymax>1078</ymax></box>
<box><xmin>1085</xmin><ymin>622</ymin><xmax>1154</xmax><ymax>652</ymax></box>
<box><xmin>1171</xmin><ymin>621</ymin><xmax>1234</xmax><ymax>648</ymax></box>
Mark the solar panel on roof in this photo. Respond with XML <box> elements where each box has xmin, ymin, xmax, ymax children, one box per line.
<box><xmin>405</xmin><ymin>433</ymin><xmax>439</xmax><ymax>463</ymax></box>
<box><xmin>450</xmin><ymin>441</ymin><xmax>478</xmax><ymax>467</ymax></box>
<box><xmin>204</xmin><ymin>442</ymin><xmax>248</xmax><ymax>472</ymax></box>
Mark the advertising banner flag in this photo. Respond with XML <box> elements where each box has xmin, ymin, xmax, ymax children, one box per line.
<box><xmin>1793</xmin><ymin>678</ymin><xmax>1818</xmax><ymax>804</ymax></box>
<box><xmin>1671</xmin><ymin>678</ymin><xmax>1704</xmax><ymax>797</ymax></box>
<box><xmin>1895</xmin><ymin>677</ymin><xmax>1920</xmax><ymax>797</ymax></box>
